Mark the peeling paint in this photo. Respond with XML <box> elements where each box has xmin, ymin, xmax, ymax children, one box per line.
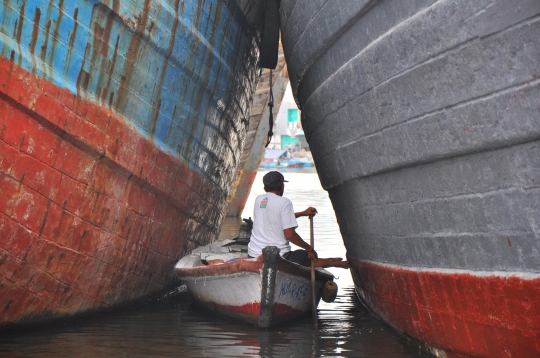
<box><xmin>0</xmin><ymin>0</ymin><xmax>265</xmax><ymax>328</ymax></box>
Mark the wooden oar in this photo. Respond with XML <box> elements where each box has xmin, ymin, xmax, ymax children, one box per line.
<box><xmin>310</xmin><ymin>215</ymin><xmax>317</xmax><ymax>327</ymax></box>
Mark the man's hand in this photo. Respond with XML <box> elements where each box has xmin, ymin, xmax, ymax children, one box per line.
<box><xmin>296</xmin><ymin>207</ymin><xmax>317</xmax><ymax>218</ymax></box>
<box><xmin>308</xmin><ymin>247</ymin><xmax>318</xmax><ymax>262</ymax></box>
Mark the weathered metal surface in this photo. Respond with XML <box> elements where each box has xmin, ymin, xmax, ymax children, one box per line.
<box><xmin>280</xmin><ymin>0</ymin><xmax>540</xmax><ymax>356</ymax></box>
<box><xmin>0</xmin><ymin>0</ymin><xmax>266</xmax><ymax>328</ymax></box>
<box><xmin>258</xmin><ymin>245</ymin><xmax>279</xmax><ymax>328</ymax></box>
<box><xmin>226</xmin><ymin>43</ymin><xmax>289</xmax><ymax>217</ymax></box>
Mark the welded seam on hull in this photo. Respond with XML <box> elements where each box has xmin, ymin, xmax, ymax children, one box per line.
<box><xmin>299</xmin><ymin>0</ymin><xmax>447</xmax><ymax>127</ymax></box>
<box><xmin>287</xmin><ymin>0</ymin><xmax>380</xmax><ymax>102</ymax></box>
<box><xmin>352</xmin><ymin>258</ymin><xmax>540</xmax><ymax>279</ymax></box>
<box><xmin>286</xmin><ymin>0</ymin><xmax>329</xmax><ymax>58</ymax></box>
<box><xmin>0</xmin><ymin>99</ymin><xmax>211</xmax><ymax>283</ymax></box>
<box><xmin>278</xmin><ymin>0</ymin><xmax>299</xmax><ymax>36</ymax></box>
<box><xmin>0</xmin><ymin>199</ymin><xmax>173</xmax><ymax>288</ymax></box>
<box><xmin>351</xmin><ymin>183</ymin><xmax>540</xmax><ymax>210</ymax></box>
<box><xmin>0</xmin><ymin>52</ymin><xmax>231</xmax><ymax>203</ymax></box>
<box><xmin>322</xmin><ymin>78</ymin><xmax>540</xmax><ymax>189</ymax></box>
<box><xmin>0</xmin><ymin>244</ymin><xmax>112</xmax><ymax>309</ymax></box>
<box><xmin>0</xmin><ymin>91</ymin><xmax>223</xmax><ymax>238</ymax></box>
<box><xmin>1</xmin><ymin>64</ymin><xmax>228</xmax><ymax>204</ymax></box>
<box><xmin>337</xmin><ymin>77</ymin><xmax>540</xmax><ymax>153</ymax></box>
<box><xmin>302</xmin><ymin>5</ymin><xmax>539</xmax><ymax>139</ymax></box>
<box><xmin>354</xmin><ymin>230</ymin><xmax>536</xmax><ymax>243</ymax></box>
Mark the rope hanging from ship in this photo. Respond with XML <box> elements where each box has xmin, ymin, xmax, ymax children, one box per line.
<box><xmin>265</xmin><ymin>69</ymin><xmax>274</xmax><ymax>147</ymax></box>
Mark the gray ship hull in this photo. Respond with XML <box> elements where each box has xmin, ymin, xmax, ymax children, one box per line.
<box><xmin>280</xmin><ymin>1</ymin><xmax>540</xmax><ymax>356</ymax></box>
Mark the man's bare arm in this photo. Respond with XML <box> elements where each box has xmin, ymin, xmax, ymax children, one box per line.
<box><xmin>294</xmin><ymin>206</ymin><xmax>317</xmax><ymax>218</ymax></box>
<box><xmin>283</xmin><ymin>227</ymin><xmax>318</xmax><ymax>261</ymax></box>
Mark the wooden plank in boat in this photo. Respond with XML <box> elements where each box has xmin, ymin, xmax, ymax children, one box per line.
<box><xmin>201</xmin><ymin>253</ymin><xmax>246</xmax><ymax>262</ymax></box>
<box><xmin>226</xmin><ymin>245</ymin><xmax>248</xmax><ymax>252</ymax></box>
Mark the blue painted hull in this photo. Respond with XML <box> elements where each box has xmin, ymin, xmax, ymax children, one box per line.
<box><xmin>1</xmin><ymin>0</ymin><xmax>259</xmax><ymax>183</ymax></box>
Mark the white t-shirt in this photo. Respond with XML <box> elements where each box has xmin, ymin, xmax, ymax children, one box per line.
<box><xmin>248</xmin><ymin>192</ymin><xmax>298</xmax><ymax>257</ymax></box>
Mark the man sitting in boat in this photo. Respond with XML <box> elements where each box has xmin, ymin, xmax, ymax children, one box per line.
<box><xmin>248</xmin><ymin>171</ymin><xmax>349</xmax><ymax>269</ymax></box>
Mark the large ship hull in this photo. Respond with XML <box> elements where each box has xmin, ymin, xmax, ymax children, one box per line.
<box><xmin>0</xmin><ymin>0</ymin><xmax>265</xmax><ymax>328</ymax></box>
<box><xmin>280</xmin><ymin>1</ymin><xmax>540</xmax><ymax>357</ymax></box>
<box><xmin>226</xmin><ymin>43</ymin><xmax>289</xmax><ymax>217</ymax></box>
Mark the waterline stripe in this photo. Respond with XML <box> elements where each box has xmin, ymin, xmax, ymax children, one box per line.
<box><xmin>353</xmin><ymin>258</ymin><xmax>540</xmax><ymax>280</ymax></box>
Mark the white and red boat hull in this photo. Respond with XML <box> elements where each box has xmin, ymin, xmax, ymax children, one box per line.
<box><xmin>176</xmin><ymin>252</ymin><xmax>333</xmax><ymax>327</ymax></box>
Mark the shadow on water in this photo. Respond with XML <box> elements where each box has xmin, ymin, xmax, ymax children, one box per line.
<box><xmin>0</xmin><ymin>287</ymin><xmax>430</xmax><ymax>358</ymax></box>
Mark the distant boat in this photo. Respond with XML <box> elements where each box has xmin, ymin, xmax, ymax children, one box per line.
<box><xmin>260</xmin><ymin>149</ymin><xmax>290</xmax><ymax>168</ymax></box>
<box><xmin>298</xmin><ymin>158</ymin><xmax>314</xmax><ymax>167</ymax></box>
<box><xmin>260</xmin><ymin>149</ymin><xmax>316</xmax><ymax>169</ymax></box>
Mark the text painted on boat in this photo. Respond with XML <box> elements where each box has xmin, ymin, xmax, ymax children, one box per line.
<box><xmin>278</xmin><ymin>282</ymin><xmax>308</xmax><ymax>301</ymax></box>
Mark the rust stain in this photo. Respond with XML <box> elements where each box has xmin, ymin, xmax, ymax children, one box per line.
<box><xmin>38</xmin><ymin>200</ymin><xmax>52</xmax><ymax>237</ymax></box>
<box><xmin>76</xmin><ymin>44</ymin><xmax>91</xmax><ymax>95</ymax></box>
<box><xmin>90</xmin><ymin>20</ymin><xmax>105</xmax><ymax>97</ymax></box>
<box><xmin>40</xmin><ymin>0</ymin><xmax>58</xmax><ymax>76</ymax></box>
<box><xmin>64</xmin><ymin>7</ymin><xmax>79</xmax><ymax>80</ymax></box>
<box><xmin>102</xmin><ymin>34</ymin><xmax>120</xmax><ymax>105</ymax></box>
<box><xmin>49</xmin><ymin>0</ymin><xmax>64</xmax><ymax>68</ymax></box>
<box><xmin>109</xmin><ymin>90</ymin><xmax>115</xmax><ymax>107</ymax></box>
<box><xmin>114</xmin><ymin>0</ymin><xmax>152</xmax><ymax>113</ymax></box>
<box><xmin>181</xmin><ymin>2</ymin><xmax>225</xmax><ymax>160</ymax></box>
<box><xmin>0</xmin><ymin>55</ymin><xmax>230</xmax><ymax>327</ymax></box>
<box><xmin>40</xmin><ymin>20</ymin><xmax>51</xmax><ymax>63</ymax></box>
<box><xmin>13</xmin><ymin>2</ymin><xmax>25</xmax><ymax>43</ymax></box>
<box><xmin>101</xmin><ymin>1</ymin><xmax>119</xmax><ymax>58</ymax></box>
<box><xmin>13</xmin><ymin>2</ymin><xmax>25</xmax><ymax>66</ymax></box>
<box><xmin>164</xmin><ymin>104</ymin><xmax>177</xmax><ymax>144</ymax></box>
<box><xmin>7</xmin><ymin>50</ymin><xmax>15</xmax><ymax>89</ymax></box>
<box><xmin>88</xmin><ymin>2</ymin><xmax>121</xmax><ymax>104</ymax></box>
<box><xmin>149</xmin><ymin>0</ymin><xmax>180</xmax><ymax>137</ymax></box>
<box><xmin>29</xmin><ymin>7</ymin><xmax>41</xmax><ymax>58</ymax></box>
<box><xmin>93</xmin><ymin>22</ymin><xmax>105</xmax><ymax>54</ymax></box>
<box><xmin>68</xmin><ymin>7</ymin><xmax>79</xmax><ymax>50</ymax></box>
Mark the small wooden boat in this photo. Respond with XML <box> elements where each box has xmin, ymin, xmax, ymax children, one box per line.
<box><xmin>174</xmin><ymin>225</ymin><xmax>335</xmax><ymax>327</ymax></box>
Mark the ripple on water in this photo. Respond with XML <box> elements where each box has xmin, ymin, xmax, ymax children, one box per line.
<box><xmin>0</xmin><ymin>287</ymin><xmax>430</xmax><ymax>358</ymax></box>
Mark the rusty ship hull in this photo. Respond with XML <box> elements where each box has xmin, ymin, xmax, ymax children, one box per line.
<box><xmin>280</xmin><ymin>1</ymin><xmax>540</xmax><ymax>357</ymax></box>
<box><xmin>0</xmin><ymin>0</ymin><xmax>267</xmax><ymax>328</ymax></box>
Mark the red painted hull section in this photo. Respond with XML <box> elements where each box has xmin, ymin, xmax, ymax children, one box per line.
<box><xmin>0</xmin><ymin>58</ymin><xmax>222</xmax><ymax>327</ymax></box>
<box><xmin>177</xmin><ymin>255</ymin><xmax>333</xmax><ymax>326</ymax></box>
<box><xmin>350</xmin><ymin>259</ymin><xmax>540</xmax><ymax>357</ymax></box>
<box><xmin>197</xmin><ymin>301</ymin><xmax>303</xmax><ymax>325</ymax></box>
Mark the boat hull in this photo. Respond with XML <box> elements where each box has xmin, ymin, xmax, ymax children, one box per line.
<box><xmin>280</xmin><ymin>0</ymin><xmax>540</xmax><ymax>356</ymax></box>
<box><xmin>177</xmin><ymin>256</ymin><xmax>333</xmax><ymax>326</ymax></box>
<box><xmin>0</xmin><ymin>0</ymin><xmax>263</xmax><ymax>328</ymax></box>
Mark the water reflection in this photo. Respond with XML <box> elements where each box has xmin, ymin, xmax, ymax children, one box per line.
<box><xmin>0</xmin><ymin>288</ymin><xmax>428</xmax><ymax>357</ymax></box>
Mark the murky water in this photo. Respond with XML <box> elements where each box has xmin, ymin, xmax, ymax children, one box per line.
<box><xmin>0</xmin><ymin>170</ymin><xmax>430</xmax><ymax>357</ymax></box>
